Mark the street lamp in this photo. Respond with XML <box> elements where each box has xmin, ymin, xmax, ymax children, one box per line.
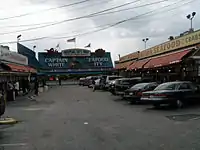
<box><xmin>142</xmin><ymin>38</ymin><xmax>149</xmax><ymax>49</ymax></box>
<box><xmin>17</xmin><ymin>34</ymin><xmax>22</xmax><ymax>42</ymax></box>
<box><xmin>186</xmin><ymin>12</ymin><xmax>196</xmax><ymax>31</ymax></box>
<box><xmin>33</xmin><ymin>45</ymin><xmax>36</xmax><ymax>51</ymax></box>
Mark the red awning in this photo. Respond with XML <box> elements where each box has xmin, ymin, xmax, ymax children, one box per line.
<box><xmin>6</xmin><ymin>63</ymin><xmax>37</xmax><ymax>73</ymax></box>
<box><xmin>116</xmin><ymin>61</ymin><xmax>133</xmax><ymax>70</ymax></box>
<box><xmin>144</xmin><ymin>49</ymin><xmax>191</xmax><ymax>69</ymax></box>
<box><xmin>127</xmin><ymin>59</ymin><xmax>150</xmax><ymax>70</ymax></box>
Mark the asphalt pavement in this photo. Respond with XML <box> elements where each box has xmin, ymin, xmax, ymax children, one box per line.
<box><xmin>1</xmin><ymin>85</ymin><xmax>200</xmax><ymax>150</ymax></box>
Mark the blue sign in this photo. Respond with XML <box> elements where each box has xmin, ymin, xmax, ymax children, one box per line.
<box><xmin>38</xmin><ymin>49</ymin><xmax>113</xmax><ymax>70</ymax></box>
<box><xmin>17</xmin><ymin>43</ymin><xmax>41</xmax><ymax>69</ymax></box>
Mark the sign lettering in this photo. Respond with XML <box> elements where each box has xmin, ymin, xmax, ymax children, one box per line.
<box><xmin>88</xmin><ymin>57</ymin><xmax>109</xmax><ymax>66</ymax></box>
<box><xmin>45</xmin><ymin>58</ymin><xmax>68</xmax><ymax>68</ymax></box>
<box><xmin>62</xmin><ymin>49</ymin><xmax>91</xmax><ymax>57</ymax></box>
<box><xmin>139</xmin><ymin>30</ymin><xmax>200</xmax><ymax>59</ymax></box>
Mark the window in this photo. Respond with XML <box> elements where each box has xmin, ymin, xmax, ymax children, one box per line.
<box><xmin>154</xmin><ymin>83</ymin><xmax>177</xmax><ymax>90</ymax></box>
<box><xmin>179</xmin><ymin>83</ymin><xmax>191</xmax><ymax>90</ymax></box>
<box><xmin>147</xmin><ymin>84</ymin><xmax>158</xmax><ymax>90</ymax></box>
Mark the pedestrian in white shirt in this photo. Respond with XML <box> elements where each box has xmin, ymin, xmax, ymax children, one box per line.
<box><xmin>14</xmin><ymin>81</ymin><xmax>19</xmax><ymax>97</ymax></box>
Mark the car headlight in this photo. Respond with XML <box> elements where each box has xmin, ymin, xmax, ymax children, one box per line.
<box><xmin>129</xmin><ymin>92</ymin><xmax>133</xmax><ymax>95</ymax></box>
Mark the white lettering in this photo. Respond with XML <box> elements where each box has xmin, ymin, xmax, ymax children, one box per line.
<box><xmin>48</xmin><ymin>63</ymin><xmax>64</xmax><ymax>67</ymax></box>
<box><xmin>45</xmin><ymin>58</ymin><xmax>68</xmax><ymax>63</ymax></box>
<box><xmin>88</xmin><ymin>57</ymin><xmax>109</xmax><ymax>62</ymax></box>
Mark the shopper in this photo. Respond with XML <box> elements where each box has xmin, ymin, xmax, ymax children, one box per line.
<box><xmin>92</xmin><ymin>79</ymin><xmax>96</xmax><ymax>92</ymax></box>
<box><xmin>59</xmin><ymin>77</ymin><xmax>62</xmax><ymax>86</ymax></box>
<box><xmin>14</xmin><ymin>80</ymin><xmax>19</xmax><ymax>97</ymax></box>
<box><xmin>34</xmin><ymin>78</ymin><xmax>39</xmax><ymax>96</ymax></box>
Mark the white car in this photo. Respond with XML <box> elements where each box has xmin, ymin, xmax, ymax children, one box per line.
<box><xmin>105</xmin><ymin>76</ymin><xmax>122</xmax><ymax>89</ymax></box>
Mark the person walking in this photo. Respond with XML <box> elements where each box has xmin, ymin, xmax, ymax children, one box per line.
<box><xmin>92</xmin><ymin>79</ymin><xmax>96</xmax><ymax>92</ymax></box>
<box><xmin>59</xmin><ymin>77</ymin><xmax>62</xmax><ymax>86</ymax></box>
<box><xmin>14</xmin><ymin>80</ymin><xmax>19</xmax><ymax>97</ymax></box>
<box><xmin>34</xmin><ymin>78</ymin><xmax>39</xmax><ymax>96</ymax></box>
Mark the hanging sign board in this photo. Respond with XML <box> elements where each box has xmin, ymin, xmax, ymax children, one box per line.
<box><xmin>0</xmin><ymin>45</ymin><xmax>28</xmax><ymax>65</ymax></box>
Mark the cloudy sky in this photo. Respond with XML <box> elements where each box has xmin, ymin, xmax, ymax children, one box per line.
<box><xmin>0</xmin><ymin>0</ymin><xmax>199</xmax><ymax>61</ymax></box>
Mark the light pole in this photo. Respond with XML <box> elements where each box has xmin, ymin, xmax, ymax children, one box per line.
<box><xmin>186</xmin><ymin>12</ymin><xmax>196</xmax><ymax>31</ymax></box>
<box><xmin>142</xmin><ymin>38</ymin><xmax>149</xmax><ymax>49</ymax></box>
<box><xmin>17</xmin><ymin>34</ymin><xmax>21</xmax><ymax>43</ymax></box>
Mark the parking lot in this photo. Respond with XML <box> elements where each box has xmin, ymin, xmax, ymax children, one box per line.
<box><xmin>1</xmin><ymin>85</ymin><xmax>200</xmax><ymax>150</ymax></box>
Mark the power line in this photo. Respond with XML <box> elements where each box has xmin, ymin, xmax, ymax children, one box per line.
<box><xmin>0</xmin><ymin>0</ymin><xmax>92</xmax><ymax>21</ymax></box>
<box><xmin>48</xmin><ymin>0</ymin><xmax>195</xmax><ymax>40</ymax></box>
<box><xmin>0</xmin><ymin>0</ymin><xmax>142</xmax><ymax>35</ymax></box>
<box><xmin>0</xmin><ymin>0</ymin><xmax>114</xmax><ymax>28</ymax></box>
<box><xmin>44</xmin><ymin>0</ymin><xmax>171</xmax><ymax>38</ymax></box>
<box><xmin>0</xmin><ymin>0</ymin><xmax>196</xmax><ymax>45</ymax></box>
<box><xmin>89</xmin><ymin>0</ymin><xmax>171</xmax><ymax>16</ymax></box>
<box><xmin>3</xmin><ymin>0</ymin><xmax>167</xmax><ymax>37</ymax></box>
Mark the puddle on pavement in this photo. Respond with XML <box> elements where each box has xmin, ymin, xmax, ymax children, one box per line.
<box><xmin>166</xmin><ymin>114</ymin><xmax>200</xmax><ymax>121</ymax></box>
<box><xmin>22</xmin><ymin>107</ymin><xmax>48</xmax><ymax>111</ymax></box>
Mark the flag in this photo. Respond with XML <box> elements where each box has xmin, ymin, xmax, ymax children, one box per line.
<box><xmin>85</xmin><ymin>43</ymin><xmax>91</xmax><ymax>48</ymax></box>
<box><xmin>67</xmin><ymin>38</ymin><xmax>76</xmax><ymax>43</ymax></box>
<box><xmin>56</xmin><ymin>43</ymin><xmax>60</xmax><ymax>48</ymax></box>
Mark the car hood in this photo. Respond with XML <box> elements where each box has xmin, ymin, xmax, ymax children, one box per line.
<box><xmin>126</xmin><ymin>88</ymin><xmax>140</xmax><ymax>92</ymax></box>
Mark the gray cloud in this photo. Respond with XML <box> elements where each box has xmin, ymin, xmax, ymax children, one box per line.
<box><xmin>0</xmin><ymin>0</ymin><xmax>199</xmax><ymax>60</ymax></box>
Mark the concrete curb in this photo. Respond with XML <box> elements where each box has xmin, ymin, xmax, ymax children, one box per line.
<box><xmin>0</xmin><ymin>117</ymin><xmax>18</xmax><ymax>125</ymax></box>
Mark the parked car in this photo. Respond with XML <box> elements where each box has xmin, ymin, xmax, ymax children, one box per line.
<box><xmin>88</xmin><ymin>76</ymin><xmax>100</xmax><ymax>88</ymax></box>
<box><xmin>104</xmin><ymin>75</ymin><xmax>122</xmax><ymax>90</ymax></box>
<box><xmin>83</xmin><ymin>76</ymin><xmax>99</xmax><ymax>87</ymax></box>
<box><xmin>123</xmin><ymin>82</ymin><xmax>158</xmax><ymax>103</ymax></box>
<box><xmin>79</xmin><ymin>78</ymin><xmax>86</xmax><ymax>86</ymax></box>
<box><xmin>114</xmin><ymin>77</ymin><xmax>143</xmax><ymax>96</ymax></box>
<box><xmin>141</xmin><ymin>81</ymin><xmax>200</xmax><ymax>108</ymax></box>
<box><xmin>108</xmin><ymin>78</ymin><xmax>123</xmax><ymax>95</ymax></box>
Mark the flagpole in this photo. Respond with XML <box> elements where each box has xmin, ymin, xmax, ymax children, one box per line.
<box><xmin>74</xmin><ymin>41</ymin><xmax>76</xmax><ymax>48</ymax></box>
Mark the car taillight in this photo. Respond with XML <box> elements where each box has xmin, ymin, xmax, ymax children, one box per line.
<box><xmin>137</xmin><ymin>92</ymin><xmax>143</xmax><ymax>96</ymax></box>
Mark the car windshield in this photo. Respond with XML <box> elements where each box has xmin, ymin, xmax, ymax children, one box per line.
<box><xmin>154</xmin><ymin>83</ymin><xmax>177</xmax><ymax>90</ymax></box>
<box><xmin>120</xmin><ymin>79</ymin><xmax>131</xmax><ymax>84</ymax></box>
<box><xmin>131</xmin><ymin>83</ymin><xmax>150</xmax><ymax>89</ymax></box>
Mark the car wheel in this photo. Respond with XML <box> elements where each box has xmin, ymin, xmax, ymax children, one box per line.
<box><xmin>176</xmin><ymin>99</ymin><xmax>184</xmax><ymax>108</ymax></box>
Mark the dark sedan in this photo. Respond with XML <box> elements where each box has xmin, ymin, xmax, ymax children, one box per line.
<box><xmin>141</xmin><ymin>81</ymin><xmax>200</xmax><ymax>108</ymax></box>
<box><xmin>115</xmin><ymin>77</ymin><xmax>142</xmax><ymax>96</ymax></box>
<box><xmin>123</xmin><ymin>82</ymin><xmax>158</xmax><ymax>103</ymax></box>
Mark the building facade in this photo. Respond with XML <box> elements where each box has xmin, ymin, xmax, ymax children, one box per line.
<box><xmin>115</xmin><ymin>29</ymin><xmax>200</xmax><ymax>83</ymax></box>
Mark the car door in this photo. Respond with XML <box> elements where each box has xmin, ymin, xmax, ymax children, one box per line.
<box><xmin>188</xmin><ymin>83</ymin><xmax>200</xmax><ymax>101</ymax></box>
<box><xmin>178</xmin><ymin>83</ymin><xmax>194</xmax><ymax>103</ymax></box>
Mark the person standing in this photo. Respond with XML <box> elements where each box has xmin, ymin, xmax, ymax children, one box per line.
<box><xmin>59</xmin><ymin>77</ymin><xmax>62</xmax><ymax>86</ymax></box>
<box><xmin>34</xmin><ymin>78</ymin><xmax>39</xmax><ymax>96</ymax></box>
<box><xmin>92</xmin><ymin>79</ymin><xmax>96</xmax><ymax>92</ymax></box>
<box><xmin>14</xmin><ymin>80</ymin><xmax>19</xmax><ymax>97</ymax></box>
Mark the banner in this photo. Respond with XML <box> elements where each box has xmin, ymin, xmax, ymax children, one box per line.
<box><xmin>38</xmin><ymin>51</ymin><xmax>113</xmax><ymax>70</ymax></box>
